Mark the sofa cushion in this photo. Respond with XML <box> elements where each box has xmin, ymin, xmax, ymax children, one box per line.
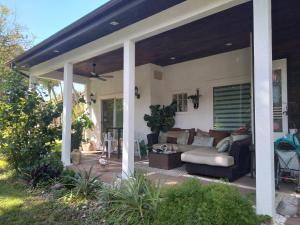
<box><xmin>216</xmin><ymin>137</ymin><xmax>231</xmax><ymax>152</ymax></box>
<box><xmin>209</xmin><ymin>130</ymin><xmax>230</xmax><ymax>146</ymax></box>
<box><xmin>177</xmin><ymin>131</ymin><xmax>189</xmax><ymax>145</ymax></box>
<box><xmin>192</xmin><ymin>135</ymin><xmax>214</xmax><ymax>147</ymax></box>
<box><xmin>196</xmin><ymin>129</ymin><xmax>210</xmax><ymax>137</ymax></box>
<box><xmin>170</xmin><ymin>128</ymin><xmax>195</xmax><ymax>145</ymax></box>
<box><xmin>167</xmin><ymin>136</ymin><xmax>177</xmax><ymax>144</ymax></box>
<box><xmin>181</xmin><ymin>148</ymin><xmax>234</xmax><ymax>167</ymax></box>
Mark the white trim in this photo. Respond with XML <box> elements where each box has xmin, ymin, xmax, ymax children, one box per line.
<box><xmin>29</xmin><ymin>0</ymin><xmax>249</xmax><ymax>76</ymax></box>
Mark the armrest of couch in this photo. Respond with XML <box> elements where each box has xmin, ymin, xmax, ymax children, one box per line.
<box><xmin>229</xmin><ymin>137</ymin><xmax>252</xmax><ymax>170</ymax></box>
<box><xmin>147</xmin><ymin>133</ymin><xmax>159</xmax><ymax>150</ymax></box>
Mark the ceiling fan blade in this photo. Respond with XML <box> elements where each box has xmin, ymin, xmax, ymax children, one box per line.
<box><xmin>97</xmin><ymin>77</ymin><xmax>107</xmax><ymax>81</ymax></box>
<box><xmin>100</xmin><ymin>75</ymin><xmax>114</xmax><ymax>78</ymax></box>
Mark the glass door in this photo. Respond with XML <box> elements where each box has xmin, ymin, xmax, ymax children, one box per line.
<box><xmin>272</xmin><ymin>59</ymin><xmax>288</xmax><ymax>140</ymax></box>
<box><xmin>101</xmin><ymin>98</ymin><xmax>123</xmax><ymax>134</ymax></box>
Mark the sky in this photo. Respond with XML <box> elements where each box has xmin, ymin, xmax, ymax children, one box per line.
<box><xmin>1</xmin><ymin>0</ymin><xmax>109</xmax><ymax>45</ymax></box>
<box><xmin>0</xmin><ymin>0</ymin><xmax>110</xmax><ymax>93</ymax></box>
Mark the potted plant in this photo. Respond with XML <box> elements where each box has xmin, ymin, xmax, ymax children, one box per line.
<box><xmin>144</xmin><ymin>101</ymin><xmax>177</xmax><ymax>145</ymax></box>
<box><xmin>71</xmin><ymin>113</ymin><xmax>94</xmax><ymax>164</ymax></box>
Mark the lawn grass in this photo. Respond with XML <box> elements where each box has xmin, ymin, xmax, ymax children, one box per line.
<box><xmin>0</xmin><ymin>158</ymin><xmax>103</xmax><ymax>225</ymax></box>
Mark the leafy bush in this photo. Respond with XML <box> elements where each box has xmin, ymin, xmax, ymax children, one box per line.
<box><xmin>144</xmin><ymin>101</ymin><xmax>177</xmax><ymax>133</ymax></box>
<box><xmin>100</xmin><ymin>172</ymin><xmax>161</xmax><ymax>225</ymax></box>
<box><xmin>71</xmin><ymin>113</ymin><xmax>94</xmax><ymax>150</ymax></box>
<box><xmin>60</xmin><ymin>169</ymin><xmax>77</xmax><ymax>189</ymax></box>
<box><xmin>153</xmin><ymin>179</ymin><xmax>259</xmax><ymax>225</ymax></box>
<box><xmin>0</xmin><ymin>71</ymin><xmax>63</xmax><ymax>185</ymax></box>
<box><xmin>67</xmin><ymin>166</ymin><xmax>102</xmax><ymax>199</ymax></box>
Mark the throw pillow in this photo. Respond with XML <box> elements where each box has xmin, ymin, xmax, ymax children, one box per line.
<box><xmin>231</xmin><ymin>134</ymin><xmax>250</xmax><ymax>142</ymax></box>
<box><xmin>192</xmin><ymin>135</ymin><xmax>214</xmax><ymax>147</ymax></box>
<box><xmin>170</xmin><ymin>128</ymin><xmax>196</xmax><ymax>145</ymax></box>
<box><xmin>209</xmin><ymin>130</ymin><xmax>230</xmax><ymax>146</ymax></box>
<box><xmin>216</xmin><ymin>137</ymin><xmax>231</xmax><ymax>152</ymax></box>
<box><xmin>177</xmin><ymin>131</ymin><xmax>189</xmax><ymax>145</ymax></box>
<box><xmin>167</xmin><ymin>136</ymin><xmax>177</xmax><ymax>144</ymax></box>
<box><xmin>196</xmin><ymin>129</ymin><xmax>210</xmax><ymax>137</ymax></box>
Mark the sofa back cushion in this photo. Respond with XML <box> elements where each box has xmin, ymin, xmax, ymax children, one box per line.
<box><xmin>192</xmin><ymin>135</ymin><xmax>214</xmax><ymax>147</ymax></box>
<box><xmin>209</xmin><ymin>130</ymin><xmax>231</xmax><ymax>146</ymax></box>
<box><xmin>170</xmin><ymin>128</ymin><xmax>195</xmax><ymax>145</ymax></box>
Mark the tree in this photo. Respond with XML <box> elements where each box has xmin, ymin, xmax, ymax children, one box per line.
<box><xmin>0</xmin><ymin>71</ymin><xmax>63</xmax><ymax>185</ymax></box>
<box><xmin>0</xmin><ymin>4</ymin><xmax>33</xmax><ymax>92</ymax></box>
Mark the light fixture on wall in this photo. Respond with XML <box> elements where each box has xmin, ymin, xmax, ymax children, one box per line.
<box><xmin>135</xmin><ymin>86</ymin><xmax>141</xmax><ymax>99</ymax></box>
<box><xmin>90</xmin><ymin>93</ymin><xmax>96</xmax><ymax>104</ymax></box>
<box><xmin>188</xmin><ymin>89</ymin><xmax>201</xmax><ymax>109</ymax></box>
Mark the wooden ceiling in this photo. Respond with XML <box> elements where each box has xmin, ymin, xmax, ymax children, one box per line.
<box><xmin>74</xmin><ymin>0</ymin><xmax>300</xmax><ymax>77</ymax></box>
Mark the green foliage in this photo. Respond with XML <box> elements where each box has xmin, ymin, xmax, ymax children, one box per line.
<box><xmin>60</xmin><ymin>169</ymin><xmax>77</xmax><ymax>190</ymax></box>
<box><xmin>139</xmin><ymin>140</ymin><xmax>148</xmax><ymax>157</ymax></box>
<box><xmin>66</xmin><ymin>167</ymin><xmax>102</xmax><ymax>199</ymax></box>
<box><xmin>153</xmin><ymin>179</ymin><xmax>259</xmax><ymax>225</ymax></box>
<box><xmin>0</xmin><ymin>71</ymin><xmax>63</xmax><ymax>185</ymax></box>
<box><xmin>71</xmin><ymin>113</ymin><xmax>94</xmax><ymax>150</ymax></box>
<box><xmin>100</xmin><ymin>172</ymin><xmax>161</xmax><ymax>225</ymax></box>
<box><xmin>144</xmin><ymin>101</ymin><xmax>177</xmax><ymax>133</ymax></box>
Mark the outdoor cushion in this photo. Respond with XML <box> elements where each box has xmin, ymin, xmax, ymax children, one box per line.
<box><xmin>167</xmin><ymin>136</ymin><xmax>177</xmax><ymax>144</ymax></box>
<box><xmin>231</xmin><ymin>134</ymin><xmax>250</xmax><ymax>142</ymax></box>
<box><xmin>170</xmin><ymin>128</ymin><xmax>195</xmax><ymax>145</ymax></box>
<box><xmin>196</xmin><ymin>129</ymin><xmax>210</xmax><ymax>137</ymax></box>
<box><xmin>177</xmin><ymin>131</ymin><xmax>189</xmax><ymax>145</ymax></box>
<box><xmin>209</xmin><ymin>130</ymin><xmax>230</xmax><ymax>146</ymax></box>
<box><xmin>181</xmin><ymin>148</ymin><xmax>234</xmax><ymax>167</ymax></box>
<box><xmin>159</xmin><ymin>132</ymin><xmax>168</xmax><ymax>143</ymax></box>
<box><xmin>192</xmin><ymin>135</ymin><xmax>214</xmax><ymax>147</ymax></box>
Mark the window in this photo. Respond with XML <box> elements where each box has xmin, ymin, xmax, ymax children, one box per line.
<box><xmin>213</xmin><ymin>83</ymin><xmax>251</xmax><ymax>131</ymax></box>
<box><xmin>173</xmin><ymin>93</ymin><xmax>188</xmax><ymax>112</ymax></box>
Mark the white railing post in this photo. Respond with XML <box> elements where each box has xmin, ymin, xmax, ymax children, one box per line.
<box><xmin>61</xmin><ymin>62</ymin><xmax>73</xmax><ymax>166</ymax></box>
<box><xmin>122</xmin><ymin>40</ymin><xmax>135</xmax><ymax>179</ymax></box>
<box><xmin>253</xmin><ymin>0</ymin><xmax>275</xmax><ymax>217</ymax></box>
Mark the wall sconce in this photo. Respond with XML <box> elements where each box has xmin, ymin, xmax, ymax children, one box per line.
<box><xmin>188</xmin><ymin>89</ymin><xmax>201</xmax><ymax>109</ymax></box>
<box><xmin>135</xmin><ymin>86</ymin><xmax>141</xmax><ymax>99</ymax></box>
<box><xmin>90</xmin><ymin>93</ymin><xmax>96</xmax><ymax>104</ymax></box>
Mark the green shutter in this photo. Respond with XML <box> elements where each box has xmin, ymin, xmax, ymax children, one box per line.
<box><xmin>213</xmin><ymin>83</ymin><xmax>251</xmax><ymax>131</ymax></box>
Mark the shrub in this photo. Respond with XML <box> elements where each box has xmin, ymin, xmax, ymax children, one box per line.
<box><xmin>154</xmin><ymin>179</ymin><xmax>259</xmax><ymax>225</ymax></box>
<box><xmin>100</xmin><ymin>172</ymin><xmax>161</xmax><ymax>225</ymax></box>
<box><xmin>60</xmin><ymin>169</ymin><xmax>77</xmax><ymax>189</ymax></box>
<box><xmin>67</xmin><ymin>166</ymin><xmax>102</xmax><ymax>199</ymax></box>
<box><xmin>0</xmin><ymin>72</ymin><xmax>63</xmax><ymax>184</ymax></box>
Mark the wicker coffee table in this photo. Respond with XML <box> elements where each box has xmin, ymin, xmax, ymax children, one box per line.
<box><xmin>148</xmin><ymin>152</ymin><xmax>182</xmax><ymax>170</ymax></box>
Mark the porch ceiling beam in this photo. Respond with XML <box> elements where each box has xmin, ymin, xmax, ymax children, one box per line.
<box><xmin>29</xmin><ymin>0</ymin><xmax>249</xmax><ymax>76</ymax></box>
<box><xmin>253</xmin><ymin>0</ymin><xmax>275</xmax><ymax>217</ymax></box>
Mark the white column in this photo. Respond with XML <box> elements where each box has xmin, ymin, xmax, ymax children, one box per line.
<box><xmin>122</xmin><ymin>40</ymin><xmax>135</xmax><ymax>179</ymax></box>
<box><xmin>61</xmin><ymin>62</ymin><xmax>73</xmax><ymax>166</ymax></box>
<box><xmin>253</xmin><ymin>0</ymin><xmax>275</xmax><ymax>217</ymax></box>
<box><xmin>84</xmin><ymin>80</ymin><xmax>92</xmax><ymax>140</ymax></box>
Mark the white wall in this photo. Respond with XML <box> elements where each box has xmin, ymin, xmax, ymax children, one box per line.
<box><xmin>89</xmin><ymin>48</ymin><xmax>251</xmax><ymax>145</ymax></box>
<box><xmin>163</xmin><ymin>48</ymin><xmax>251</xmax><ymax>131</ymax></box>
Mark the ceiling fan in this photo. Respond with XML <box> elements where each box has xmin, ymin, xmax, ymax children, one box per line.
<box><xmin>90</xmin><ymin>63</ymin><xmax>114</xmax><ymax>81</ymax></box>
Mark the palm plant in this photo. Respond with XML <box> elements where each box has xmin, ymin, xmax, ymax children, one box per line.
<box><xmin>65</xmin><ymin>166</ymin><xmax>102</xmax><ymax>199</ymax></box>
<box><xmin>100</xmin><ymin>172</ymin><xmax>161</xmax><ymax>225</ymax></box>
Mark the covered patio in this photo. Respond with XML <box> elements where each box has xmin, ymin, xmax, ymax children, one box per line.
<box><xmin>13</xmin><ymin>0</ymin><xmax>300</xmax><ymax>218</ymax></box>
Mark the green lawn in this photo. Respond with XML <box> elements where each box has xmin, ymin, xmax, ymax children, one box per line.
<box><xmin>0</xmin><ymin>159</ymin><xmax>102</xmax><ymax>225</ymax></box>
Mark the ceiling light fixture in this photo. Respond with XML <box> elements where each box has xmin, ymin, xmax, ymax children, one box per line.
<box><xmin>170</xmin><ymin>57</ymin><xmax>176</xmax><ymax>60</ymax></box>
<box><xmin>110</xmin><ymin>21</ymin><xmax>119</xmax><ymax>26</ymax></box>
<box><xmin>53</xmin><ymin>49</ymin><xmax>60</xmax><ymax>53</ymax></box>
<box><xmin>225</xmin><ymin>42</ymin><xmax>232</xmax><ymax>47</ymax></box>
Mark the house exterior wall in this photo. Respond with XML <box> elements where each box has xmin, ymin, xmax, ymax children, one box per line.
<box><xmin>90</xmin><ymin>48</ymin><xmax>251</xmax><ymax>144</ymax></box>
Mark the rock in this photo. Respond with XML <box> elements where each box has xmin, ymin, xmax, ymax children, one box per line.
<box><xmin>51</xmin><ymin>183</ymin><xmax>64</xmax><ymax>190</ymax></box>
<box><xmin>276</xmin><ymin>195</ymin><xmax>299</xmax><ymax>217</ymax></box>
